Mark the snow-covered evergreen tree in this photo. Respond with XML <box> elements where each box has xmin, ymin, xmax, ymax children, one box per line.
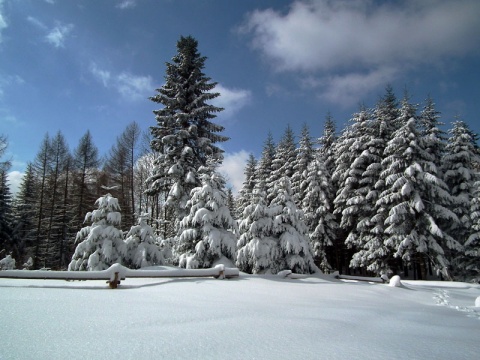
<box><xmin>443</xmin><ymin>121</ymin><xmax>480</xmax><ymax>243</ymax></box>
<box><xmin>419</xmin><ymin>96</ymin><xmax>446</xmax><ymax>174</ymax></box>
<box><xmin>176</xmin><ymin>159</ymin><xmax>237</xmax><ymax>268</ymax></box>
<box><xmin>68</xmin><ymin>193</ymin><xmax>126</xmax><ymax>271</ymax></box>
<box><xmin>291</xmin><ymin>123</ymin><xmax>315</xmax><ymax>206</ymax></box>
<box><xmin>147</xmin><ymin>36</ymin><xmax>228</xmax><ymax>228</ymax></box>
<box><xmin>443</xmin><ymin>121</ymin><xmax>480</xmax><ymax>277</ymax></box>
<box><xmin>376</xmin><ymin>117</ymin><xmax>459</xmax><ymax>279</ymax></box>
<box><xmin>302</xmin><ymin>157</ymin><xmax>337</xmax><ymax>272</ymax></box>
<box><xmin>124</xmin><ymin>213</ymin><xmax>166</xmax><ymax>269</ymax></box>
<box><xmin>374</xmin><ymin>85</ymin><xmax>400</xmax><ymax>137</ymax></box>
<box><xmin>463</xmin><ymin>180</ymin><xmax>480</xmax><ymax>281</ymax></box>
<box><xmin>236</xmin><ymin>178</ymin><xmax>278</xmax><ymax>274</ymax></box>
<box><xmin>333</xmin><ymin>108</ymin><xmax>370</xmax><ymax>237</ymax></box>
<box><xmin>270</xmin><ymin>177</ymin><xmax>317</xmax><ymax>274</ymax></box>
<box><xmin>349</xmin><ymin>91</ymin><xmax>399</xmax><ymax>275</ymax></box>
<box><xmin>256</xmin><ymin>133</ymin><xmax>275</xmax><ymax>188</ymax></box>
<box><xmin>237</xmin><ymin>177</ymin><xmax>316</xmax><ymax>274</ymax></box>
<box><xmin>266</xmin><ymin>125</ymin><xmax>296</xmax><ymax>204</ymax></box>
<box><xmin>235</xmin><ymin>153</ymin><xmax>257</xmax><ymax>219</ymax></box>
<box><xmin>318</xmin><ymin>113</ymin><xmax>337</xmax><ymax>176</ymax></box>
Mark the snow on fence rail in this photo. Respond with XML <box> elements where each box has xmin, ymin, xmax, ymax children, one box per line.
<box><xmin>335</xmin><ymin>274</ymin><xmax>388</xmax><ymax>284</ymax></box>
<box><xmin>0</xmin><ymin>263</ymin><xmax>239</xmax><ymax>288</ymax></box>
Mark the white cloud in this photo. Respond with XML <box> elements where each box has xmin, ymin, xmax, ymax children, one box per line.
<box><xmin>0</xmin><ymin>0</ymin><xmax>7</xmax><ymax>43</ymax></box>
<box><xmin>219</xmin><ymin>150</ymin><xmax>250</xmax><ymax>196</ymax></box>
<box><xmin>45</xmin><ymin>22</ymin><xmax>74</xmax><ymax>48</ymax></box>
<box><xmin>90</xmin><ymin>62</ymin><xmax>111</xmax><ymax>87</ymax></box>
<box><xmin>7</xmin><ymin>170</ymin><xmax>23</xmax><ymax>195</ymax></box>
<box><xmin>117</xmin><ymin>72</ymin><xmax>154</xmax><ymax>101</ymax></box>
<box><xmin>317</xmin><ymin>67</ymin><xmax>400</xmax><ymax>107</ymax></box>
<box><xmin>212</xmin><ymin>84</ymin><xmax>252</xmax><ymax>120</ymax></box>
<box><xmin>242</xmin><ymin>0</ymin><xmax>480</xmax><ymax>72</ymax></box>
<box><xmin>116</xmin><ymin>0</ymin><xmax>136</xmax><ymax>10</ymax></box>
<box><xmin>89</xmin><ymin>63</ymin><xmax>154</xmax><ymax>101</ymax></box>
<box><xmin>27</xmin><ymin>16</ymin><xmax>48</xmax><ymax>31</ymax></box>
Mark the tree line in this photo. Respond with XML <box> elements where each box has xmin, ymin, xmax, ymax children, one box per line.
<box><xmin>1</xmin><ymin>35</ymin><xmax>479</xmax><ymax>281</ymax></box>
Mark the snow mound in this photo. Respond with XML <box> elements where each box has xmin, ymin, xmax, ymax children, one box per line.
<box><xmin>475</xmin><ymin>296</ymin><xmax>480</xmax><ymax>308</ymax></box>
<box><xmin>389</xmin><ymin>275</ymin><xmax>402</xmax><ymax>287</ymax></box>
<box><xmin>277</xmin><ymin>270</ymin><xmax>292</xmax><ymax>278</ymax></box>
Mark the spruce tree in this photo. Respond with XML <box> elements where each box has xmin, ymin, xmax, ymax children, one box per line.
<box><xmin>124</xmin><ymin>213</ymin><xmax>166</xmax><ymax>269</ymax></box>
<box><xmin>302</xmin><ymin>157</ymin><xmax>337</xmax><ymax>272</ymax></box>
<box><xmin>68</xmin><ymin>193</ymin><xmax>126</xmax><ymax>271</ymax></box>
<box><xmin>256</xmin><ymin>133</ymin><xmax>275</xmax><ymax>190</ymax></box>
<box><xmin>376</xmin><ymin>117</ymin><xmax>459</xmax><ymax>279</ymax></box>
<box><xmin>443</xmin><ymin>121</ymin><xmax>480</xmax><ymax>276</ymax></box>
<box><xmin>349</xmin><ymin>91</ymin><xmax>399</xmax><ymax>275</ymax></box>
<box><xmin>269</xmin><ymin>177</ymin><xmax>317</xmax><ymax>274</ymax></box>
<box><xmin>148</xmin><ymin>36</ymin><xmax>228</xmax><ymax>228</ymax></box>
<box><xmin>419</xmin><ymin>96</ymin><xmax>446</xmax><ymax>173</ymax></box>
<box><xmin>235</xmin><ymin>153</ymin><xmax>257</xmax><ymax>219</ymax></box>
<box><xmin>236</xmin><ymin>178</ymin><xmax>279</xmax><ymax>274</ymax></box>
<box><xmin>318</xmin><ymin>113</ymin><xmax>337</xmax><ymax>176</ymax></box>
<box><xmin>443</xmin><ymin>121</ymin><xmax>480</xmax><ymax>241</ymax></box>
<box><xmin>463</xmin><ymin>181</ymin><xmax>480</xmax><ymax>281</ymax></box>
<box><xmin>176</xmin><ymin>158</ymin><xmax>237</xmax><ymax>268</ymax></box>
<box><xmin>291</xmin><ymin>123</ymin><xmax>315</xmax><ymax>206</ymax></box>
<box><xmin>266</xmin><ymin>125</ymin><xmax>296</xmax><ymax>204</ymax></box>
<box><xmin>333</xmin><ymin>108</ymin><xmax>370</xmax><ymax>237</ymax></box>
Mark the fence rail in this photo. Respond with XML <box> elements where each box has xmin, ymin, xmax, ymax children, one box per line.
<box><xmin>0</xmin><ymin>264</ymin><xmax>239</xmax><ymax>288</ymax></box>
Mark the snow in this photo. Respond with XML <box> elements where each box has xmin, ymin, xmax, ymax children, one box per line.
<box><xmin>1</xmin><ymin>272</ymin><xmax>479</xmax><ymax>360</ymax></box>
<box><xmin>389</xmin><ymin>274</ymin><xmax>402</xmax><ymax>287</ymax></box>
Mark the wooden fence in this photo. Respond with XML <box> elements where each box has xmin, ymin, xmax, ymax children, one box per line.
<box><xmin>0</xmin><ymin>264</ymin><xmax>239</xmax><ymax>288</ymax></box>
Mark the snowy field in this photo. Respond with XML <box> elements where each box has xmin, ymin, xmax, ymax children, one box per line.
<box><xmin>1</xmin><ymin>269</ymin><xmax>479</xmax><ymax>360</ymax></box>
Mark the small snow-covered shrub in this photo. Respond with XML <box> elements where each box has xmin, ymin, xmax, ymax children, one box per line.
<box><xmin>0</xmin><ymin>255</ymin><xmax>16</xmax><ymax>270</ymax></box>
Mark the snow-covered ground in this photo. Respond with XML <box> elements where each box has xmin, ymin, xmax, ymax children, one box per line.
<box><xmin>1</xmin><ymin>269</ymin><xmax>479</xmax><ymax>360</ymax></box>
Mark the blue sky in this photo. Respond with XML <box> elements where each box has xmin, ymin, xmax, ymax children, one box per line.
<box><xmin>1</xmin><ymin>0</ymin><xmax>479</xmax><ymax>194</ymax></box>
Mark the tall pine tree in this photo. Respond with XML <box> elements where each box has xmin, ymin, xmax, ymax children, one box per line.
<box><xmin>148</xmin><ymin>36</ymin><xmax>228</xmax><ymax>230</ymax></box>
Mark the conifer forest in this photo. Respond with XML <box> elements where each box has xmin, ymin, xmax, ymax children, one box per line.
<box><xmin>1</xmin><ymin>36</ymin><xmax>479</xmax><ymax>282</ymax></box>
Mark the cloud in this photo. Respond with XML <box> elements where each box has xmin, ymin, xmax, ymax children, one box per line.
<box><xmin>242</xmin><ymin>0</ymin><xmax>480</xmax><ymax>72</ymax></box>
<box><xmin>116</xmin><ymin>0</ymin><xmax>136</xmax><ymax>10</ymax></box>
<box><xmin>7</xmin><ymin>170</ymin><xmax>23</xmax><ymax>195</ymax></box>
<box><xmin>117</xmin><ymin>72</ymin><xmax>154</xmax><ymax>101</ymax></box>
<box><xmin>218</xmin><ymin>150</ymin><xmax>250</xmax><ymax>196</ymax></box>
<box><xmin>0</xmin><ymin>74</ymin><xmax>24</xmax><ymax>98</ymax></box>
<box><xmin>0</xmin><ymin>0</ymin><xmax>7</xmax><ymax>43</ymax></box>
<box><xmin>45</xmin><ymin>22</ymin><xmax>74</xmax><ymax>48</ymax></box>
<box><xmin>90</xmin><ymin>62</ymin><xmax>111</xmax><ymax>87</ymax></box>
<box><xmin>89</xmin><ymin>62</ymin><xmax>154</xmax><ymax>101</ymax></box>
<box><xmin>27</xmin><ymin>16</ymin><xmax>48</xmax><ymax>31</ymax></box>
<box><xmin>241</xmin><ymin>0</ymin><xmax>480</xmax><ymax>105</ymax></box>
<box><xmin>212</xmin><ymin>84</ymin><xmax>252</xmax><ymax>120</ymax></box>
<box><xmin>316</xmin><ymin>67</ymin><xmax>400</xmax><ymax>107</ymax></box>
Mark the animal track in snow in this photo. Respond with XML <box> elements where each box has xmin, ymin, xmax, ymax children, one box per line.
<box><xmin>433</xmin><ymin>289</ymin><xmax>480</xmax><ymax>320</ymax></box>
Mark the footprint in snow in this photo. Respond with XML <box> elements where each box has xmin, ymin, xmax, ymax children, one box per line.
<box><xmin>433</xmin><ymin>289</ymin><xmax>480</xmax><ymax>320</ymax></box>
